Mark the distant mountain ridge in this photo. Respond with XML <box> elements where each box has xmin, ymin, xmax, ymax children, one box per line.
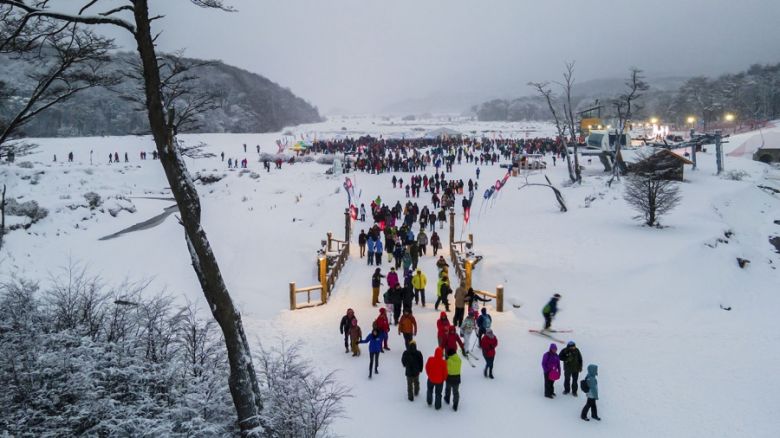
<box><xmin>0</xmin><ymin>52</ymin><xmax>322</xmax><ymax>137</ymax></box>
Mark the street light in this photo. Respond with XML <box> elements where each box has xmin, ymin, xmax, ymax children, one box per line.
<box><xmin>724</xmin><ymin>113</ymin><xmax>735</xmax><ymax>122</ymax></box>
<box><xmin>686</xmin><ymin>116</ymin><xmax>696</xmax><ymax>125</ymax></box>
<box><xmin>650</xmin><ymin>117</ymin><xmax>659</xmax><ymax>125</ymax></box>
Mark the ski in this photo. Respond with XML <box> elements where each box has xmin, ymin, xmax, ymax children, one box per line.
<box><xmin>528</xmin><ymin>329</ymin><xmax>565</xmax><ymax>344</ymax></box>
<box><xmin>546</xmin><ymin>329</ymin><xmax>573</xmax><ymax>333</ymax></box>
<box><xmin>462</xmin><ymin>353</ymin><xmax>477</xmax><ymax>368</ymax></box>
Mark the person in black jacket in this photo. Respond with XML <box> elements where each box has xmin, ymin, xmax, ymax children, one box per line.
<box><xmin>389</xmin><ymin>284</ymin><xmax>403</xmax><ymax>325</ymax></box>
<box><xmin>358</xmin><ymin>230</ymin><xmax>367</xmax><ymax>258</ymax></box>
<box><xmin>465</xmin><ymin>287</ymin><xmax>492</xmax><ymax>311</ymax></box>
<box><xmin>559</xmin><ymin>340</ymin><xmax>583</xmax><ymax>396</ymax></box>
<box><xmin>339</xmin><ymin>309</ymin><xmax>356</xmax><ymax>353</ymax></box>
<box><xmin>371</xmin><ymin>268</ymin><xmax>384</xmax><ymax>307</ymax></box>
<box><xmin>401</xmin><ymin>340</ymin><xmax>424</xmax><ymax>401</ymax></box>
<box><xmin>401</xmin><ymin>282</ymin><xmax>415</xmax><ymax>313</ymax></box>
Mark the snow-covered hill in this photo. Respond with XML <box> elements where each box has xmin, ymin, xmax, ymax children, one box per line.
<box><xmin>1</xmin><ymin>117</ymin><xmax>779</xmax><ymax>437</ymax></box>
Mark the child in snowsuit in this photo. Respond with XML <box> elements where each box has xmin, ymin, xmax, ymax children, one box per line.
<box><xmin>349</xmin><ymin>319</ymin><xmax>362</xmax><ymax>356</ymax></box>
<box><xmin>542</xmin><ymin>293</ymin><xmax>561</xmax><ymax>330</ymax></box>
<box><xmin>581</xmin><ymin>364</ymin><xmax>600</xmax><ymax>421</ymax></box>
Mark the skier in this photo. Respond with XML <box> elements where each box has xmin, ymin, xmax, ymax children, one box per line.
<box><xmin>476</xmin><ymin>307</ymin><xmax>492</xmax><ymax>342</ymax></box>
<box><xmin>358</xmin><ymin>328</ymin><xmax>386</xmax><ymax>378</ymax></box>
<box><xmin>349</xmin><ymin>319</ymin><xmax>362</xmax><ymax>356</ymax></box>
<box><xmin>480</xmin><ymin>328</ymin><xmax>498</xmax><ymax>379</ymax></box>
<box><xmin>401</xmin><ymin>340</ymin><xmax>424</xmax><ymax>401</ymax></box>
<box><xmin>371</xmin><ymin>268</ymin><xmax>384</xmax><ymax>307</ymax></box>
<box><xmin>580</xmin><ymin>364</ymin><xmax>601</xmax><ymax>421</ymax></box>
<box><xmin>559</xmin><ymin>340</ymin><xmax>583</xmax><ymax>396</ymax></box>
<box><xmin>542</xmin><ymin>293</ymin><xmax>561</xmax><ymax>330</ymax></box>
<box><xmin>444</xmin><ymin>349</ymin><xmax>462</xmax><ymax>411</ymax></box>
<box><xmin>541</xmin><ymin>343</ymin><xmax>561</xmax><ymax>398</ymax></box>
<box><xmin>460</xmin><ymin>308</ymin><xmax>477</xmax><ymax>354</ymax></box>
<box><xmin>358</xmin><ymin>230</ymin><xmax>367</xmax><ymax>258</ymax></box>
<box><xmin>374</xmin><ymin>308</ymin><xmax>391</xmax><ymax>351</ymax></box>
<box><xmin>411</xmin><ymin>269</ymin><xmax>427</xmax><ymax>307</ymax></box>
<box><xmin>339</xmin><ymin>308</ymin><xmax>356</xmax><ymax>353</ymax></box>
<box><xmin>425</xmin><ymin>347</ymin><xmax>448</xmax><ymax>410</ymax></box>
<box><xmin>398</xmin><ymin>309</ymin><xmax>417</xmax><ymax>348</ymax></box>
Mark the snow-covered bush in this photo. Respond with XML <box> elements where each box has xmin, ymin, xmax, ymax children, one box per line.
<box><xmin>255</xmin><ymin>340</ymin><xmax>350</xmax><ymax>438</ymax></box>
<box><xmin>195</xmin><ymin>172</ymin><xmax>224</xmax><ymax>184</ymax></box>
<box><xmin>83</xmin><ymin>191</ymin><xmax>102</xmax><ymax>209</ymax></box>
<box><xmin>721</xmin><ymin>169</ymin><xmax>749</xmax><ymax>181</ymax></box>
<box><xmin>105</xmin><ymin>196</ymin><xmax>137</xmax><ymax>217</ymax></box>
<box><xmin>17</xmin><ymin>161</ymin><xmax>33</xmax><ymax>169</ymax></box>
<box><xmin>4</xmin><ymin>198</ymin><xmax>48</xmax><ymax>223</ymax></box>
<box><xmin>0</xmin><ymin>267</ymin><xmax>235</xmax><ymax>436</ymax></box>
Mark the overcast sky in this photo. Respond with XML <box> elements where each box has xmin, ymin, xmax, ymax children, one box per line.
<box><xmin>105</xmin><ymin>0</ymin><xmax>780</xmax><ymax>114</ymax></box>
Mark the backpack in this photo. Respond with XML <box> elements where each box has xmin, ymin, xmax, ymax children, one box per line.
<box><xmin>383</xmin><ymin>290</ymin><xmax>391</xmax><ymax>304</ymax></box>
<box><xmin>580</xmin><ymin>379</ymin><xmax>590</xmax><ymax>393</ymax></box>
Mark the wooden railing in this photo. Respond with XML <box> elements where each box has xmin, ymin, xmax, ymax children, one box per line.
<box><xmin>448</xmin><ymin>231</ymin><xmax>504</xmax><ymax>312</ymax></box>
<box><xmin>290</xmin><ymin>211</ymin><xmax>352</xmax><ymax>310</ymax></box>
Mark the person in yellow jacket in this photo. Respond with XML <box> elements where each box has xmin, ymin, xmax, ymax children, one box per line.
<box><xmin>411</xmin><ymin>269</ymin><xmax>427</xmax><ymax>307</ymax></box>
<box><xmin>435</xmin><ymin>275</ymin><xmax>451</xmax><ymax>312</ymax></box>
<box><xmin>444</xmin><ymin>349</ymin><xmax>462</xmax><ymax>411</ymax></box>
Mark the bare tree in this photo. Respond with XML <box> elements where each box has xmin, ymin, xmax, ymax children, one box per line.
<box><xmin>609</xmin><ymin>67</ymin><xmax>649</xmax><ymax>185</ymax></box>
<box><xmin>557</xmin><ymin>61</ymin><xmax>581</xmax><ymax>183</ymax></box>
<box><xmin>0</xmin><ymin>1</ymin><xmax>263</xmax><ymax>434</ymax></box>
<box><xmin>0</xmin><ymin>10</ymin><xmax>117</xmax><ymax>158</ymax></box>
<box><xmin>623</xmin><ymin>152</ymin><xmax>682</xmax><ymax>227</ymax></box>
<box><xmin>0</xmin><ymin>184</ymin><xmax>5</xmax><ymax>250</ymax></box>
<box><xmin>528</xmin><ymin>81</ymin><xmax>576</xmax><ymax>183</ymax></box>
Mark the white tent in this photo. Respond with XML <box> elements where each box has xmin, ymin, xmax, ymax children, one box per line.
<box><xmin>727</xmin><ymin>130</ymin><xmax>780</xmax><ymax>157</ymax></box>
<box><xmin>424</xmin><ymin>127</ymin><xmax>462</xmax><ymax>139</ymax></box>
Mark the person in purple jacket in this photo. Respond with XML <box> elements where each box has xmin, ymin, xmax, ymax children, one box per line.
<box><xmin>541</xmin><ymin>343</ymin><xmax>561</xmax><ymax>398</ymax></box>
<box><xmin>387</xmin><ymin>267</ymin><xmax>400</xmax><ymax>288</ymax></box>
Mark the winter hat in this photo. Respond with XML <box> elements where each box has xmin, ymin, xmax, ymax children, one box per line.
<box><xmin>440</xmin><ymin>311</ymin><xmax>447</xmax><ymax>318</ymax></box>
<box><xmin>379</xmin><ymin>308</ymin><xmax>386</xmax><ymax>314</ymax></box>
<box><xmin>549</xmin><ymin>343</ymin><xmax>558</xmax><ymax>351</ymax></box>
<box><xmin>553</xmin><ymin>293</ymin><xmax>561</xmax><ymax>299</ymax></box>
<box><xmin>486</xmin><ymin>328</ymin><xmax>493</xmax><ymax>335</ymax></box>
<box><xmin>391</xmin><ymin>267</ymin><xmax>396</xmax><ymax>271</ymax></box>
<box><xmin>567</xmin><ymin>341</ymin><xmax>575</xmax><ymax>346</ymax></box>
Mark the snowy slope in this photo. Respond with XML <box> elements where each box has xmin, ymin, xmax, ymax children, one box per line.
<box><xmin>1</xmin><ymin>117</ymin><xmax>779</xmax><ymax>438</ymax></box>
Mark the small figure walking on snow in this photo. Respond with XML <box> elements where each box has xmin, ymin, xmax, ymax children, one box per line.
<box><xmin>542</xmin><ymin>293</ymin><xmax>561</xmax><ymax>330</ymax></box>
<box><xmin>359</xmin><ymin>327</ymin><xmax>387</xmax><ymax>379</ymax></box>
<box><xmin>339</xmin><ymin>308</ymin><xmax>356</xmax><ymax>353</ymax></box>
<box><xmin>580</xmin><ymin>364</ymin><xmax>601</xmax><ymax>421</ymax></box>
<box><xmin>349</xmin><ymin>319</ymin><xmax>362</xmax><ymax>356</ymax></box>
<box><xmin>560</xmin><ymin>340</ymin><xmax>583</xmax><ymax>397</ymax></box>
<box><xmin>480</xmin><ymin>328</ymin><xmax>498</xmax><ymax>379</ymax></box>
<box><xmin>401</xmin><ymin>340</ymin><xmax>424</xmax><ymax>401</ymax></box>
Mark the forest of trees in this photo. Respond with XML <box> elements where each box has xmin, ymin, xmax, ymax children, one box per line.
<box><xmin>0</xmin><ymin>52</ymin><xmax>322</xmax><ymax>138</ymax></box>
<box><xmin>474</xmin><ymin>62</ymin><xmax>780</xmax><ymax>129</ymax></box>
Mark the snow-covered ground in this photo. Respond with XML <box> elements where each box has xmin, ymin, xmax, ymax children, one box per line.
<box><xmin>2</xmin><ymin>116</ymin><xmax>780</xmax><ymax>437</ymax></box>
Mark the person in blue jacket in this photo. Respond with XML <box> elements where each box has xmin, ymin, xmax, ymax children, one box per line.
<box><xmin>367</xmin><ymin>236</ymin><xmax>376</xmax><ymax>266</ymax></box>
<box><xmin>374</xmin><ymin>238</ymin><xmax>384</xmax><ymax>265</ymax></box>
<box><xmin>359</xmin><ymin>328</ymin><xmax>388</xmax><ymax>378</ymax></box>
<box><xmin>581</xmin><ymin>364</ymin><xmax>601</xmax><ymax>421</ymax></box>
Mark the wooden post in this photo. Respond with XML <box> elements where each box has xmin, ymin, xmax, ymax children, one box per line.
<box><xmin>327</xmin><ymin>232</ymin><xmax>333</xmax><ymax>252</ymax></box>
<box><xmin>465</xmin><ymin>259</ymin><xmax>472</xmax><ymax>289</ymax></box>
<box><xmin>344</xmin><ymin>208</ymin><xmax>351</xmax><ymax>247</ymax></box>
<box><xmin>496</xmin><ymin>285</ymin><xmax>504</xmax><ymax>312</ymax></box>
<box><xmin>289</xmin><ymin>282</ymin><xmax>296</xmax><ymax>310</ymax></box>
<box><xmin>468</xmin><ymin>233</ymin><xmax>473</xmax><ymax>248</ymax></box>
<box><xmin>448</xmin><ymin>209</ymin><xmax>455</xmax><ymax>243</ymax></box>
<box><xmin>319</xmin><ymin>256</ymin><xmax>328</xmax><ymax>303</ymax></box>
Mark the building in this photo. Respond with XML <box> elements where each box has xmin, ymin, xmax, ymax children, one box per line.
<box><xmin>628</xmin><ymin>148</ymin><xmax>694</xmax><ymax>182</ymax></box>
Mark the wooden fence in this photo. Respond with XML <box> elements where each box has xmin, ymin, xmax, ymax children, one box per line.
<box><xmin>289</xmin><ymin>210</ymin><xmax>352</xmax><ymax>310</ymax></box>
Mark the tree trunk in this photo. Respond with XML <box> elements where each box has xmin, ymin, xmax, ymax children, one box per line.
<box><xmin>1</xmin><ymin>184</ymin><xmax>5</xmax><ymax>250</ymax></box>
<box><xmin>131</xmin><ymin>1</ymin><xmax>262</xmax><ymax>434</ymax></box>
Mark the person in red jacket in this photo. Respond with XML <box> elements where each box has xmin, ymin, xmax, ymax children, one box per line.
<box><xmin>480</xmin><ymin>328</ymin><xmax>498</xmax><ymax>379</ymax></box>
<box><xmin>443</xmin><ymin>325</ymin><xmax>466</xmax><ymax>356</ymax></box>
<box><xmin>425</xmin><ymin>347</ymin><xmax>448</xmax><ymax>410</ymax></box>
<box><xmin>436</xmin><ymin>312</ymin><xmax>450</xmax><ymax>347</ymax></box>
<box><xmin>374</xmin><ymin>308</ymin><xmax>391</xmax><ymax>351</ymax></box>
